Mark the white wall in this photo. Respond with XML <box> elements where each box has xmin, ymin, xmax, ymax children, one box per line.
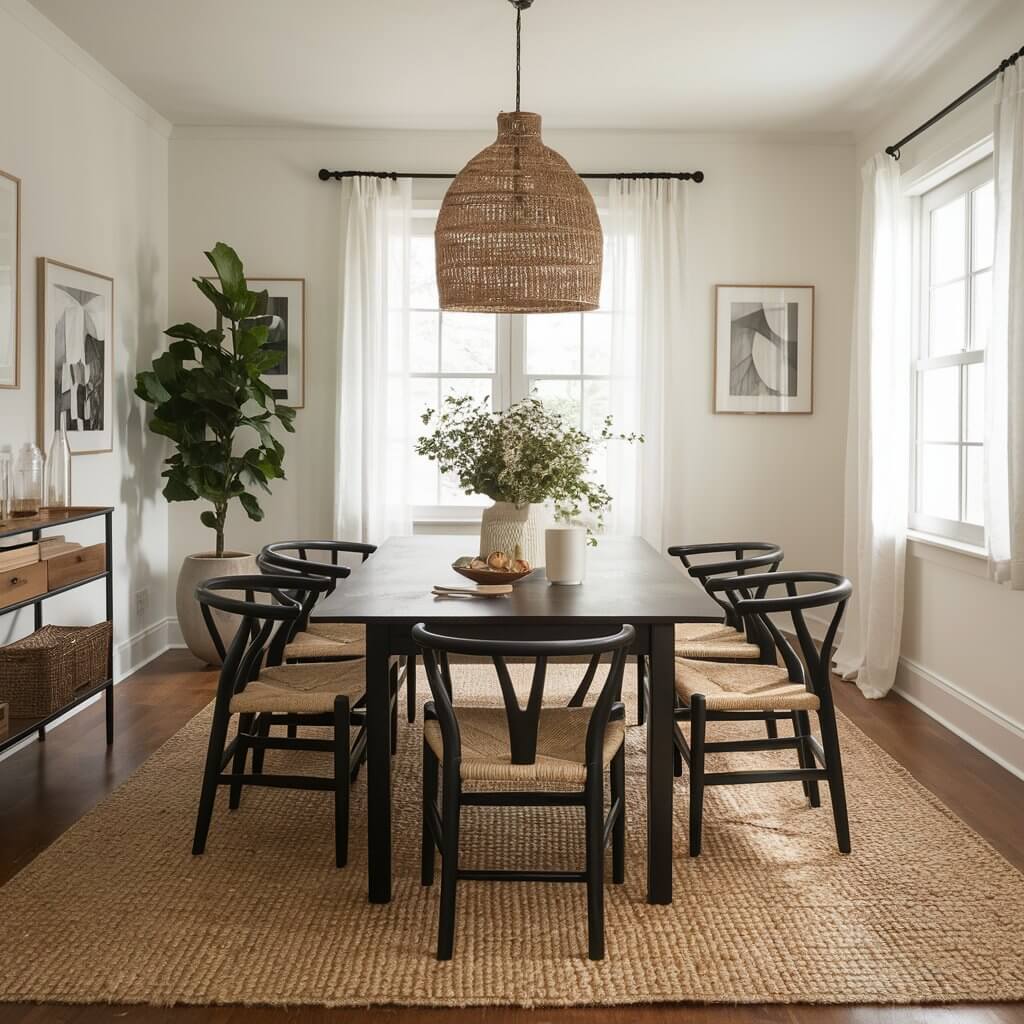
<box><xmin>856</xmin><ymin>0</ymin><xmax>1024</xmax><ymax>777</ymax></box>
<box><xmin>0</xmin><ymin>0</ymin><xmax>170</xmax><ymax>682</ymax></box>
<box><xmin>167</xmin><ymin>126</ymin><xmax>857</xmax><ymax>600</ymax></box>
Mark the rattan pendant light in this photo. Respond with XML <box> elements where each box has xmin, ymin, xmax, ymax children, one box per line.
<box><xmin>435</xmin><ymin>0</ymin><xmax>603</xmax><ymax>313</ymax></box>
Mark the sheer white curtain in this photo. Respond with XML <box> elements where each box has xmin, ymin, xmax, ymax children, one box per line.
<box><xmin>603</xmin><ymin>178</ymin><xmax>686</xmax><ymax>548</ymax></box>
<box><xmin>987</xmin><ymin>64</ymin><xmax>1024</xmax><ymax>589</ymax></box>
<box><xmin>833</xmin><ymin>155</ymin><xmax>912</xmax><ymax>699</ymax></box>
<box><xmin>334</xmin><ymin>176</ymin><xmax>413</xmax><ymax>544</ymax></box>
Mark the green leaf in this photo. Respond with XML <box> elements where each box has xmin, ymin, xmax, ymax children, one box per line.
<box><xmin>237</xmin><ymin>323</ymin><xmax>269</xmax><ymax>357</ymax></box>
<box><xmin>162</xmin><ymin>475</ymin><xmax>198</xmax><ymax>502</ymax></box>
<box><xmin>135</xmin><ymin>370</ymin><xmax>171</xmax><ymax>405</ymax></box>
<box><xmin>168</xmin><ymin>340</ymin><xmax>195</xmax><ymax>362</ymax></box>
<box><xmin>239</xmin><ymin>492</ymin><xmax>263</xmax><ymax>522</ymax></box>
<box><xmin>165</xmin><ymin>322</ymin><xmax>215</xmax><ymax>345</ymax></box>
<box><xmin>200</xmin><ymin>509</ymin><xmax>219</xmax><ymax>530</ymax></box>
<box><xmin>152</xmin><ymin>351</ymin><xmax>179</xmax><ymax>388</ymax></box>
<box><xmin>205</xmin><ymin>242</ymin><xmax>246</xmax><ymax>305</ymax></box>
<box><xmin>193</xmin><ymin>276</ymin><xmax>234</xmax><ymax>321</ymax></box>
<box><xmin>148</xmin><ymin>417</ymin><xmax>182</xmax><ymax>441</ymax></box>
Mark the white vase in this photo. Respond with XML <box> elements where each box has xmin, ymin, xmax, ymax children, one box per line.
<box><xmin>479</xmin><ymin>501</ymin><xmax>549</xmax><ymax>567</ymax></box>
<box><xmin>545</xmin><ymin>526</ymin><xmax>587</xmax><ymax>585</ymax></box>
<box><xmin>175</xmin><ymin>551</ymin><xmax>258</xmax><ymax>666</ymax></box>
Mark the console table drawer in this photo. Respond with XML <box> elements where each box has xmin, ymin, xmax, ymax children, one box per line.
<box><xmin>0</xmin><ymin>562</ymin><xmax>47</xmax><ymax>609</ymax></box>
<box><xmin>46</xmin><ymin>543</ymin><xmax>106</xmax><ymax>591</ymax></box>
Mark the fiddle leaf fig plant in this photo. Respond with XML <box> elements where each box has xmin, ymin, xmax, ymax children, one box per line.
<box><xmin>134</xmin><ymin>242</ymin><xmax>295</xmax><ymax>557</ymax></box>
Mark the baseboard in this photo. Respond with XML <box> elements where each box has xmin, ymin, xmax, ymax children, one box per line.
<box><xmin>894</xmin><ymin>656</ymin><xmax>1024</xmax><ymax>782</ymax></box>
<box><xmin>114</xmin><ymin>617</ymin><xmax>175</xmax><ymax>679</ymax></box>
<box><xmin>0</xmin><ymin>618</ymin><xmax>175</xmax><ymax>764</ymax></box>
<box><xmin>165</xmin><ymin>617</ymin><xmax>185</xmax><ymax>648</ymax></box>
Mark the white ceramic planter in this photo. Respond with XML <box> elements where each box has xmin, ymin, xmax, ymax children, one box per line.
<box><xmin>175</xmin><ymin>551</ymin><xmax>258</xmax><ymax>666</ymax></box>
<box><xmin>479</xmin><ymin>501</ymin><xmax>548</xmax><ymax>566</ymax></box>
<box><xmin>545</xmin><ymin>527</ymin><xmax>587</xmax><ymax>585</ymax></box>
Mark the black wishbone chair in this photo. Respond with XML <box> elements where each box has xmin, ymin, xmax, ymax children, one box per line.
<box><xmin>258</xmin><ymin>540</ymin><xmax>418</xmax><ymax>728</ymax></box>
<box><xmin>192</xmin><ymin>575</ymin><xmax>369</xmax><ymax>868</ymax></box>
<box><xmin>673</xmin><ymin>571</ymin><xmax>853</xmax><ymax>857</ymax></box>
<box><xmin>666</xmin><ymin>542</ymin><xmax>784</xmax><ymax>659</ymax></box>
<box><xmin>414</xmin><ymin>623</ymin><xmax>635</xmax><ymax>962</ymax></box>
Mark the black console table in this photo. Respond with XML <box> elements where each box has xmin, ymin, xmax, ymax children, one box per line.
<box><xmin>0</xmin><ymin>507</ymin><xmax>114</xmax><ymax>755</ymax></box>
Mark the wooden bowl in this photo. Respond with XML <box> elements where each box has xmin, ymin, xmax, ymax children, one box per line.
<box><xmin>451</xmin><ymin>564</ymin><xmax>534</xmax><ymax>586</ymax></box>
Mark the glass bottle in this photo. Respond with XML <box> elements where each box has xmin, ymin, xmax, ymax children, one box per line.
<box><xmin>45</xmin><ymin>420</ymin><xmax>72</xmax><ymax>510</ymax></box>
<box><xmin>0</xmin><ymin>453</ymin><xmax>10</xmax><ymax>521</ymax></box>
<box><xmin>13</xmin><ymin>443</ymin><xmax>44</xmax><ymax>518</ymax></box>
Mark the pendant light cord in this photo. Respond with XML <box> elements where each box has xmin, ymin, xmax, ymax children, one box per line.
<box><xmin>515</xmin><ymin>5</ymin><xmax>522</xmax><ymax>112</ymax></box>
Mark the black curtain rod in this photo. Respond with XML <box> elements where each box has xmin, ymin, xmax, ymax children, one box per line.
<box><xmin>318</xmin><ymin>168</ymin><xmax>704</xmax><ymax>182</ymax></box>
<box><xmin>886</xmin><ymin>42</ymin><xmax>1024</xmax><ymax>160</ymax></box>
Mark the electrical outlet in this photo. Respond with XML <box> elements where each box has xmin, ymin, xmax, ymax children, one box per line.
<box><xmin>133</xmin><ymin>587</ymin><xmax>149</xmax><ymax>626</ymax></box>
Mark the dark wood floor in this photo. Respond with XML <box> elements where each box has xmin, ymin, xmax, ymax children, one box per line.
<box><xmin>0</xmin><ymin>649</ymin><xmax>1021</xmax><ymax>1024</ymax></box>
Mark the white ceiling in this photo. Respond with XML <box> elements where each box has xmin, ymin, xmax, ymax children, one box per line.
<box><xmin>28</xmin><ymin>0</ymin><xmax>1003</xmax><ymax>133</ymax></box>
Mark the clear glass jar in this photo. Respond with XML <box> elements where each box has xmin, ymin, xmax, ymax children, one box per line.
<box><xmin>13</xmin><ymin>442</ymin><xmax>45</xmax><ymax>518</ymax></box>
<box><xmin>0</xmin><ymin>453</ymin><xmax>10</xmax><ymax>521</ymax></box>
<box><xmin>45</xmin><ymin>423</ymin><xmax>72</xmax><ymax>509</ymax></box>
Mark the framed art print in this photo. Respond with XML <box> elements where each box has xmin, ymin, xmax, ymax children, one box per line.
<box><xmin>212</xmin><ymin>277</ymin><xmax>305</xmax><ymax>408</ymax></box>
<box><xmin>0</xmin><ymin>169</ymin><xmax>20</xmax><ymax>389</ymax></box>
<box><xmin>38</xmin><ymin>258</ymin><xmax>115</xmax><ymax>454</ymax></box>
<box><xmin>714</xmin><ymin>284</ymin><xmax>814</xmax><ymax>414</ymax></box>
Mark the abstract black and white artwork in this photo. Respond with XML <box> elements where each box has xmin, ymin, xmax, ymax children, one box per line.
<box><xmin>38</xmin><ymin>259</ymin><xmax>114</xmax><ymax>454</ymax></box>
<box><xmin>213</xmin><ymin>277</ymin><xmax>305</xmax><ymax>408</ymax></box>
<box><xmin>714</xmin><ymin>285</ymin><xmax>813</xmax><ymax>414</ymax></box>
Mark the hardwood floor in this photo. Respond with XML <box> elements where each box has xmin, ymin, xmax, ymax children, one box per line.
<box><xmin>0</xmin><ymin>649</ymin><xmax>1021</xmax><ymax>1024</ymax></box>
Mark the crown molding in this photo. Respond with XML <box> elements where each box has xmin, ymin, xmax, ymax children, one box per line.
<box><xmin>1</xmin><ymin>0</ymin><xmax>172</xmax><ymax>139</ymax></box>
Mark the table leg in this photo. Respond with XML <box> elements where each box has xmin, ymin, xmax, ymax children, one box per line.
<box><xmin>646</xmin><ymin>621</ymin><xmax>674</xmax><ymax>904</ymax></box>
<box><xmin>366</xmin><ymin>624</ymin><xmax>393</xmax><ymax>903</ymax></box>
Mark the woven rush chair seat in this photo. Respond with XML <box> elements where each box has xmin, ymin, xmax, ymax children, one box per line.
<box><xmin>423</xmin><ymin>706</ymin><xmax>625</xmax><ymax>785</ymax></box>
<box><xmin>284</xmin><ymin>622</ymin><xmax>366</xmax><ymax>660</ymax></box>
<box><xmin>675</xmin><ymin>658</ymin><xmax>820</xmax><ymax>712</ymax></box>
<box><xmin>674</xmin><ymin>621</ymin><xmax>744</xmax><ymax>644</ymax></box>
<box><xmin>229</xmin><ymin>659</ymin><xmax>366</xmax><ymax>715</ymax></box>
<box><xmin>676</xmin><ymin>639</ymin><xmax>762</xmax><ymax>660</ymax></box>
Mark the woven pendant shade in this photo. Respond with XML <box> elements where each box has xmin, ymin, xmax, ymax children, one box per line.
<box><xmin>435</xmin><ymin>112</ymin><xmax>603</xmax><ymax>313</ymax></box>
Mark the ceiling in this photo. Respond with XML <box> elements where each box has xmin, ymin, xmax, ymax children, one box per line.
<box><xmin>29</xmin><ymin>0</ymin><xmax>1002</xmax><ymax>133</ymax></box>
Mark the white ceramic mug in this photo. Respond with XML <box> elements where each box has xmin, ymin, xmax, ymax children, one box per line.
<box><xmin>545</xmin><ymin>527</ymin><xmax>586</xmax><ymax>585</ymax></box>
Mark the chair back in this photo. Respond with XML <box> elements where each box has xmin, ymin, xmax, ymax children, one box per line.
<box><xmin>667</xmin><ymin>542</ymin><xmax>783</xmax><ymax>634</ymax></box>
<box><xmin>705</xmin><ymin>571</ymin><xmax>851</xmax><ymax>699</ymax></box>
<box><xmin>258</xmin><ymin>540</ymin><xmax>376</xmax><ymax>638</ymax></box>
<box><xmin>411</xmin><ymin>624</ymin><xmax>635</xmax><ymax>771</ymax></box>
<box><xmin>196</xmin><ymin>574</ymin><xmax>330</xmax><ymax>700</ymax></box>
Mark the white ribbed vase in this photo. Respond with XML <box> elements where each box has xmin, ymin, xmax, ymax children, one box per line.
<box><xmin>479</xmin><ymin>502</ymin><xmax>548</xmax><ymax>567</ymax></box>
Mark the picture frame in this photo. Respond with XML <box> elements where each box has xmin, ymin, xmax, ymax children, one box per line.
<box><xmin>37</xmin><ymin>258</ymin><xmax>115</xmax><ymax>455</ymax></box>
<box><xmin>211</xmin><ymin>276</ymin><xmax>305</xmax><ymax>409</ymax></box>
<box><xmin>714</xmin><ymin>284</ymin><xmax>814</xmax><ymax>414</ymax></box>
<box><xmin>0</xmin><ymin>169</ymin><xmax>20</xmax><ymax>389</ymax></box>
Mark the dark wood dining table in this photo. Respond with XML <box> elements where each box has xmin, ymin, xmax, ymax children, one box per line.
<box><xmin>312</xmin><ymin>534</ymin><xmax>721</xmax><ymax>905</ymax></box>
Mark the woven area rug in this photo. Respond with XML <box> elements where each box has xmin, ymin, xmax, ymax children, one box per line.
<box><xmin>1</xmin><ymin>661</ymin><xmax>1023</xmax><ymax>1009</ymax></box>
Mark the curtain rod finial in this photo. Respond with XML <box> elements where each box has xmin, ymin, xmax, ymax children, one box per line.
<box><xmin>318</xmin><ymin>168</ymin><xmax>332</xmax><ymax>180</ymax></box>
<box><xmin>885</xmin><ymin>146</ymin><xmax>901</xmax><ymax>161</ymax></box>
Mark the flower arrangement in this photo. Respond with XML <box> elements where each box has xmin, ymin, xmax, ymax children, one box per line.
<box><xmin>416</xmin><ymin>395</ymin><xmax>642</xmax><ymax>539</ymax></box>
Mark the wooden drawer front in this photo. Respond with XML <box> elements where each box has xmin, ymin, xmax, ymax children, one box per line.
<box><xmin>0</xmin><ymin>561</ymin><xmax>47</xmax><ymax>609</ymax></box>
<box><xmin>46</xmin><ymin>543</ymin><xmax>106</xmax><ymax>591</ymax></box>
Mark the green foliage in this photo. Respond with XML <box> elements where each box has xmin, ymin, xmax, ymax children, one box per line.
<box><xmin>416</xmin><ymin>395</ymin><xmax>642</xmax><ymax>543</ymax></box>
<box><xmin>134</xmin><ymin>242</ymin><xmax>295</xmax><ymax>557</ymax></box>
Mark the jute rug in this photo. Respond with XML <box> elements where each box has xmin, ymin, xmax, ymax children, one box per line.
<box><xmin>1</xmin><ymin>661</ymin><xmax>1023</xmax><ymax>1009</ymax></box>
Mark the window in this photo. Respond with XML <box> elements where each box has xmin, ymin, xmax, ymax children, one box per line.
<box><xmin>408</xmin><ymin>203</ymin><xmax>614</xmax><ymax>522</ymax></box>
<box><xmin>911</xmin><ymin>158</ymin><xmax>993</xmax><ymax>546</ymax></box>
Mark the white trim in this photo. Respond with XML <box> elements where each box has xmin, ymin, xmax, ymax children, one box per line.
<box><xmin>900</xmin><ymin>134</ymin><xmax>994</xmax><ymax>197</ymax></box>
<box><xmin>0</xmin><ymin>0</ymin><xmax>172</xmax><ymax>139</ymax></box>
<box><xmin>894</xmin><ymin>656</ymin><xmax>1024</xmax><ymax>781</ymax></box>
<box><xmin>0</xmin><ymin>617</ymin><xmax>175</xmax><ymax>764</ymax></box>
<box><xmin>906</xmin><ymin>528</ymin><xmax>989</xmax><ymax>578</ymax></box>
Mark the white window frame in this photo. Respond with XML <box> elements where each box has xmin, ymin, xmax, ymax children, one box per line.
<box><xmin>409</xmin><ymin>197</ymin><xmax>613</xmax><ymax>525</ymax></box>
<box><xmin>909</xmin><ymin>157</ymin><xmax>992</xmax><ymax>547</ymax></box>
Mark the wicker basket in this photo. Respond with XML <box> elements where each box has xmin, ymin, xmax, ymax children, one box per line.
<box><xmin>0</xmin><ymin>623</ymin><xmax>111</xmax><ymax>717</ymax></box>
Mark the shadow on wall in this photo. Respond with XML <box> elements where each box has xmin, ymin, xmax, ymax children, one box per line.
<box><xmin>117</xmin><ymin>240</ymin><xmax>166</xmax><ymax>635</ymax></box>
